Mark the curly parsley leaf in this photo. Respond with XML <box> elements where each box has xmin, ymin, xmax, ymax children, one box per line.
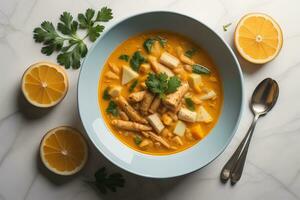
<box><xmin>146</xmin><ymin>73</ymin><xmax>181</xmax><ymax>98</ymax></box>
<box><xmin>129</xmin><ymin>51</ymin><xmax>146</xmax><ymax>72</ymax></box>
<box><xmin>57</xmin><ymin>12</ymin><xmax>78</xmax><ymax>35</ymax></box>
<box><xmin>185</xmin><ymin>97</ymin><xmax>195</xmax><ymax>111</ymax></box>
<box><xmin>78</xmin><ymin>8</ymin><xmax>106</xmax><ymax>42</ymax></box>
<box><xmin>129</xmin><ymin>80</ymin><xmax>138</xmax><ymax>92</ymax></box>
<box><xmin>185</xmin><ymin>48</ymin><xmax>196</xmax><ymax>58</ymax></box>
<box><xmin>88</xmin><ymin>167</ymin><xmax>125</xmax><ymax>194</ymax></box>
<box><xmin>192</xmin><ymin>64</ymin><xmax>211</xmax><ymax>75</ymax></box>
<box><xmin>119</xmin><ymin>54</ymin><xmax>129</xmax><ymax>62</ymax></box>
<box><xmin>33</xmin><ymin>7</ymin><xmax>113</xmax><ymax>69</ymax></box>
<box><xmin>33</xmin><ymin>21</ymin><xmax>65</xmax><ymax>55</ymax></box>
<box><xmin>166</xmin><ymin>76</ymin><xmax>181</xmax><ymax>94</ymax></box>
<box><xmin>96</xmin><ymin>7</ymin><xmax>113</xmax><ymax>22</ymax></box>
<box><xmin>57</xmin><ymin>41</ymin><xmax>87</xmax><ymax>69</ymax></box>
<box><xmin>106</xmin><ymin>101</ymin><xmax>119</xmax><ymax>116</ymax></box>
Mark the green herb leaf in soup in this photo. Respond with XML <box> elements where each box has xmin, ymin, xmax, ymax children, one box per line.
<box><xmin>146</xmin><ymin>73</ymin><xmax>181</xmax><ymax>99</ymax></box>
<box><xmin>106</xmin><ymin>101</ymin><xmax>119</xmax><ymax>116</ymax></box>
<box><xmin>185</xmin><ymin>97</ymin><xmax>195</xmax><ymax>111</ymax></box>
<box><xmin>192</xmin><ymin>64</ymin><xmax>211</xmax><ymax>75</ymax></box>
<box><xmin>129</xmin><ymin>80</ymin><xmax>138</xmax><ymax>92</ymax></box>
<box><xmin>143</xmin><ymin>38</ymin><xmax>156</xmax><ymax>53</ymax></box>
<box><xmin>166</xmin><ymin>76</ymin><xmax>181</xmax><ymax>94</ymax></box>
<box><xmin>119</xmin><ymin>54</ymin><xmax>130</xmax><ymax>62</ymax></box>
<box><xmin>184</xmin><ymin>48</ymin><xmax>196</xmax><ymax>58</ymax></box>
<box><xmin>102</xmin><ymin>87</ymin><xmax>111</xmax><ymax>100</ymax></box>
<box><xmin>143</xmin><ymin>36</ymin><xmax>167</xmax><ymax>53</ymax></box>
<box><xmin>129</xmin><ymin>51</ymin><xmax>146</xmax><ymax>72</ymax></box>
<box><xmin>134</xmin><ymin>135</ymin><xmax>142</xmax><ymax>145</ymax></box>
<box><xmin>156</xmin><ymin>36</ymin><xmax>167</xmax><ymax>47</ymax></box>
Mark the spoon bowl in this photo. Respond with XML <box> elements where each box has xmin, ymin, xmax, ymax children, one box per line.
<box><xmin>251</xmin><ymin>78</ymin><xmax>279</xmax><ymax>116</ymax></box>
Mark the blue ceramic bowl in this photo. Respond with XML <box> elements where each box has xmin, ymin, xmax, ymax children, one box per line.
<box><xmin>78</xmin><ymin>11</ymin><xmax>244</xmax><ymax>178</ymax></box>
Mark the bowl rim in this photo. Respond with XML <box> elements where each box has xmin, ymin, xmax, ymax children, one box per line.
<box><xmin>78</xmin><ymin>10</ymin><xmax>245</xmax><ymax>178</ymax></box>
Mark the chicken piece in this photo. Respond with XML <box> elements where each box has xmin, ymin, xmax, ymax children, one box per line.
<box><xmin>172</xmin><ymin>136</ymin><xmax>183</xmax><ymax>145</ymax></box>
<box><xmin>149</xmin><ymin>96</ymin><xmax>161</xmax><ymax>114</ymax></box>
<box><xmin>167</xmin><ymin>111</ymin><xmax>178</xmax><ymax>121</ymax></box>
<box><xmin>163</xmin><ymin>82</ymin><xmax>189</xmax><ymax>111</ymax></box>
<box><xmin>105</xmin><ymin>71</ymin><xmax>119</xmax><ymax>80</ymax></box>
<box><xmin>178</xmin><ymin>108</ymin><xmax>197</xmax><ymax>123</ymax></box>
<box><xmin>140</xmin><ymin>63</ymin><xmax>151</xmax><ymax>74</ymax></box>
<box><xmin>200</xmin><ymin>90</ymin><xmax>217</xmax><ymax>100</ymax></box>
<box><xmin>128</xmin><ymin>91</ymin><xmax>146</xmax><ymax>102</ymax></box>
<box><xmin>191</xmin><ymin>96</ymin><xmax>203</xmax><ymax>105</ymax></box>
<box><xmin>116</xmin><ymin>96</ymin><xmax>148</xmax><ymax>124</ymax></box>
<box><xmin>141</xmin><ymin>131</ymin><xmax>150</xmax><ymax>138</ymax></box>
<box><xmin>140</xmin><ymin>91</ymin><xmax>155</xmax><ymax>115</ymax></box>
<box><xmin>119</xmin><ymin>111</ymin><xmax>129</xmax><ymax>121</ymax></box>
<box><xmin>154</xmin><ymin>142</ymin><xmax>161</xmax><ymax>148</ymax></box>
<box><xmin>143</xmin><ymin>131</ymin><xmax>170</xmax><ymax>149</ymax></box>
<box><xmin>111</xmin><ymin>120</ymin><xmax>152</xmax><ymax>132</ymax></box>
<box><xmin>109</xmin><ymin>86</ymin><xmax>122</xmax><ymax>98</ymax></box>
<box><xmin>159</xmin><ymin>52</ymin><xmax>180</xmax><ymax>69</ymax></box>
<box><xmin>108</xmin><ymin>62</ymin><xmax>120</xmax><ymax>74</ymax></box>
<box><xmin>147</xmin><ymin>113</ymin><xmax>165</xmax><ymax>134</ymax></box>
<box><xmin>183</xmin><ymin>64</ymin><xmax>193</xmax><ymax>73</ymax></box>
<box><xmin>159</xmin><ymin>64</ymin><xmax>175</xmax><ymax>77</ymax></box>
<box><xmin>161</xmin><ymin>113</ymin><xmax>173</xmax><ymax>126</ymax></box>
<box><xmin>139</xmin><ymin>139</ymin><xmax>152</xmax><ymax>148</ymax></box>
<box><xmin>161</xmin><ymin>128</ymin><xmax>173</xmax><ymax>138</ymax></box>
<box><xmin>170</xmin><ymin>146</ymin><xmax>178</xmax><ymax>150</ymax></box>
<box><xmin>175</xmin><ymin>46</ymin><xmax>184</xmax><ymax>57</ymax></box>
<box><xmin>173</xmin><ymin>120</ymin><xmax>186</xmax><ymax>137</ymax></box>
<box><xmin>148</xmin><ymin>55</ymin><xmax>161</xmax><ymax>73</ymax></box>
<box><xmin>148</xmin><ymin>55</ymin><xmax>174</xmax><ymax>76</ymax></box>
<box><xmin>179</xmin><ymin>54</ymin><xmax>195</xmax><ymax>65</ymax></box>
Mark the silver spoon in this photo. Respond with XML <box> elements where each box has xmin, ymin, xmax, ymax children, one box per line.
<box><xmin>220</xmin><ymin>78</ymin><xmax>279</xmax><ymax>184</ymax></box>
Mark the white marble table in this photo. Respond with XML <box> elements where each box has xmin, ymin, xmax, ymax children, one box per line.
<box><xmin>1</xmin><ymin>0</ymin><xmax>300</xmax><ymax>199</ymax></box>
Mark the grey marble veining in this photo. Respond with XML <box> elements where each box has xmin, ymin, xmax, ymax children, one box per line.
<box><xmin>1</xmin><ymin>0</ymin><xmax>300</xmax><ymax>199</ymax></box>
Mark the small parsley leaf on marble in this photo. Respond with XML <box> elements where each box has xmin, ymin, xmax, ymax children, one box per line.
<box><xmin>223</xmin><ymin>23</ymin><xmax>232</xmax><ymax>31</ymax></box>
<box><xmin>87</xmin><ymin>167</ymin><xmax>125</xmax><ymax>194</ymax></box>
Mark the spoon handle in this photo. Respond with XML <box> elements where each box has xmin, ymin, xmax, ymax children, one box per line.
<box><xmin>230</xmin><ymin>115</ymin><xmax>259</xmax><ymax>184</ymax></box>
<box><xmin>220</xmin><ymin>121</ymin><xmax>252</xmax><ymax>182</ymax></box>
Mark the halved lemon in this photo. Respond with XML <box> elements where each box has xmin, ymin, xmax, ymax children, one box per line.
<box><xmin>40</xmin><ymin>126</ymin><xmax>88</xmax><ymax>175</ymax></box>
<box><xmin>234</xmin><ymin>13</ymin><xmax>283</xmax><ymax>64</ymax></box>
<box><xmin>21</xmin><ymin>62</ymin><xmax>68</xmax><ymax>107</ymax></box>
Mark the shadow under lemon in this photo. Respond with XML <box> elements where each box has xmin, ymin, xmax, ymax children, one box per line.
<box><xmin>17</xmin><ymin>87</ymin><xmax>54</xmax><ymax>120</ymax></box>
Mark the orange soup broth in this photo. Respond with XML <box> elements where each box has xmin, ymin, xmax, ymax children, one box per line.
<box><xmin>98</xmin><ymin>31</ymin><xmax>223</xmax><ymax>155</ymax></box>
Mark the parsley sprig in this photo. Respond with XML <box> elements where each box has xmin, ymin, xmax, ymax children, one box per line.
<box><xmin>146</xmin><ymin>73</ymin><xmax>181</xmax><ymax>98</ymax></box>
<box><xmin>33</xmin><ymin>7</ymin><xmax>113</xmax><ymax>69</ymax></box>
<box><xmin>88</xmin><ymin>167</ymin><xmax>125</xmax><ymax>194</ymax></box>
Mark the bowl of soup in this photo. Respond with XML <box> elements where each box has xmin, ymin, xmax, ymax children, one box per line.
<box><xmin>78</xmin><ymin>11</ymin><xmax>244</xmax><ymax>178</ymax></box>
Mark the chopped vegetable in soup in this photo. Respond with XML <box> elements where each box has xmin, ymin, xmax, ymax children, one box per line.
<box><xmin>98</xmin><ymin>31</ymin><xmax>223</xmax><ymax>155</ymax></box>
